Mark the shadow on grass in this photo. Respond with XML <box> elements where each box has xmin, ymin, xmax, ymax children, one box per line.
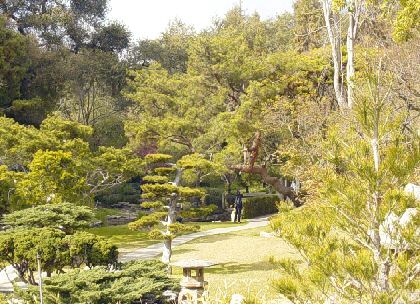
<box><xmin>172</xmin><ymin>248</ymin><xmax>199</xmax><ymax>255</ymax></box>
<box><xmin>203</xmin><ymin>261</ymin><xmax>275</xmax><ymax>276</ymax></box>
<box><xmin>185</xmin><ymin>233</ymin><xmax>238</xmax><ymax>246</ymax></box>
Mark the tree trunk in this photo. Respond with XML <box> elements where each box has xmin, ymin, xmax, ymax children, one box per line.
<box><xmin>232</xmin><ymin>131</ymin><xmax>303</xmax><ymax>207</ymax></box>
<box><xmin>161</xmin><ymin>171</ymin><xmax>180</xmax><ymax>270</ymax></box>
<box><xmin>162</xmin><ymin>238</ymin><xmax>172</xmax><ymax>265</ymax></box>
<box><xmin>346</xmin><ymin>0</ymin><xmax>361</xmax><ymax>108</ymax></box>
<box><xmin>321</xmin><ymin>0</ymin><xmax>347</xmax><ymax>109</ymax></box>
<box><xmin>370</xmin><ymin>108</ymin><xmax>391</xmax><ymax>292</ymax></box>
<box><xmin>346</xmin><ymin>3</ymin><xmax>356</xmax><ymax>108</ymax></box>
<box><xmin>232</xmin><ymin>165</ymin><xmax>303</xmax><ymax>207</ymax></box>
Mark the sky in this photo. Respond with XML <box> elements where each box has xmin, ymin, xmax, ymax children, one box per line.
<box><xmin>108</xmin><ymin>0</ymin><xmax>294</xmax><ymax>40</ymax></box>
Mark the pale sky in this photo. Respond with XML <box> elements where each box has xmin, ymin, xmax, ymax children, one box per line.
<box><xmin>108</xmin><ymin>0</ymin><xmax>294</xmax><ymax>40</ymax></box>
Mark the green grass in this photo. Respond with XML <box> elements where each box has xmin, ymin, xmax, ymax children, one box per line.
<box><xmin>193</xmin><ymin>221</ymin><xmax>247</xmax><ymax>231</ymax></box>
<box><xmin>88</xmin><ymin>220</ymin><xmax>247</xmax><ymax>252</ymax></box>
<box><xmin>93</xmin><ymin>208</ymin><xmax>123</xmax><ymax>222</ymax></box>
<box><xmin>88</xmin><ymin>220</ymin><xmax>296</xmax><ymax>302</ymax></box>
<box><xmin>169</xmin><ymin>226</ymin><xmax>299</xmax><ymax>302</ymax></box>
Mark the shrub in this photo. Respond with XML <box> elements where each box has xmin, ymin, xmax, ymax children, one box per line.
<box><xmin>95</xmin><ymin>182</ymin><xmax>141</xmax><ymax>205</ymax></box>
<box><xmin>202</xmin><ymin>187</ymin><xmax>224</xmax><ymax>207</ymax></box>
<box><xmin>0</xmin><ymin>228</ymin><xmax>117</xmax><ymax>284</ymax></box>
<box><xmin>15</xmin><ymin>260</ymin><xmax>177</xmax><ymax>304</ymax></box>
<box><xmin>2</xmin><ymin>202</ymin><xmax>95</xmax><ymax>234</ymax></box>
<box><xmin>180</xmin><ymin>204</ymin><xmax>218</xmax><ymax>218</ymax></box>
<box><xmin>242</xmin><ymin>195</ymin><xmax>279</xmax><ymax>219</ymax></box>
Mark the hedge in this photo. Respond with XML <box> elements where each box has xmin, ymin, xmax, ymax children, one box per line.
<box><xmin>242</xmin><ymin>195</ymin><xmax>279</xmax><ymax>219</ymax></box>
<box><xmin>202</xmin><ymin>187</ymin><xmax>224</xmax><ymax>207</ymax></box>
<box><xmin>95</xmin><ymin>182</ymin><xmax>141</xmax><ymax>205</ymax></box>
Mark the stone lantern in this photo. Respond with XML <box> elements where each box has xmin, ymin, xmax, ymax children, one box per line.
<box><xmin>171</xmin><ymin>259</ymin><xmax>217</xmax><ymax>304</ymax></box>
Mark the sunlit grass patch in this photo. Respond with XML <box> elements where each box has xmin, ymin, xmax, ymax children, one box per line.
<box><xmin>170</xmin><ymin>227</ymin><xmax>299</xmax><ymax>302</ymax></box>
<box><xmin>88</xmin><ymin>220</ymin><xmax>247</xmax><ymax>251</ymax></box>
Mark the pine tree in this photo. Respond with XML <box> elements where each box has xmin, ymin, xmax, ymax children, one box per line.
<box><xmin>271</xmin><ymin>63</ymin><xmax>420</xmax><ymax>303</ymax></box>
<box><xmin>129</xmin><ymin>154</ymin><xmax>204</xmax><ymax>266</ymax></box>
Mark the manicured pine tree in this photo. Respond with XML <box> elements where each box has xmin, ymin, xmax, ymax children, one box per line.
<box><xmin>129</xmin><ymin>154</ymin><xmax>204</xmax><ymax>266</ymax></box>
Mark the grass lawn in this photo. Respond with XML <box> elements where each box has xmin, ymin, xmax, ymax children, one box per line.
<box><xmin>93</xmin><ymin>208</ymin><xmax>122</xmax><ymax>222</ymax></box>
<box><xmin>88</xmin><ymin>221</ymin><xmax>247</xmax><ymax>252</ymax></box>
<box><xmin>169</xmin><ymin>226</ymin><xmax>299</xmax><ymax>303</ymax></box>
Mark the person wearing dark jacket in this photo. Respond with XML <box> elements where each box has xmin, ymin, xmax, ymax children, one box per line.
<box><xmin>234</xmin><ymin>190</ymin><xmax>243</xmax><ymax>223</ymax></box>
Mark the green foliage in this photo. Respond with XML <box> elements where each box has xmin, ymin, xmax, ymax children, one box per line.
<box><xmin>141</xmin><ymin>201</ymin><xmax>165</xmax><ymax>209</ymax></box>
<box><xmin>202</xmin><ymin>187</ymin><xmax>225</xmax><ymax>206</ymax></box>
<box><xmin>141</xmin><ymin>183</ymin><xmax>179</xmax><ymax>198</ymax></box>
<box><xmin>0</xmin><ymin>228</ymin><xmax>117</xmax><ymax>284</ymax></box>
<box><xmin>0</xmin><ymin>165</ymin><xmax>20</xmax><ymax>214</ymax></box>
<box><xmin>91</xmin><ymin>116</ymin><xmax>128</xmax><ymax>148</ymax></box>
<box><xmin>144</xmin><ymin>153</ymin><xmax>173</xmax><ymax>164</ymax></box>
<box><xmin>168</xmin><ymin>222</ymin><xmax>200</xmax><ymax>234</ymax></box>
<box><xmin>95</xmin><ymin>182</ymin><xmax>141</xmax><ymax>206</ymax></box>
<box><xmin>180</xmin><ymin>204</ymin><xmax>218</xmax><ymax>218</ymax></box>
<box><xmin>392</xmin><ymin>0</ymin><xmax>420</xmax><ymax>41</ymax></box>
<box><xmin>40</xmin><ymin>114</ymin><xmax>93</xmax><ymax>141</ymax></box>
<box><xmin>128</xmin><ymin>152</ymin><xmax>209</xmax><ymax>268</ymax></box>
<box><xmin>90</xmin><ymin>22</ymin><xmax>131</xmax><ymax>53</ymax></box>
<box><xmin>0</xmin><ymin>116</ymin><xmax>142</xmax><ymax>209</ymax></box>
<box><xmin>0</xmin><ymin>16</ymin><xmax>31</xmax><ymax>107</ymax></box>
<box><xmin>178</xmin><ymin>153</ymin><xmax>222</xmax><ymax>186</ymax></box>
<box><xmin>2</xmin><ymin>203</ymin><xmax>94</xmax><ymax>234</ymax></box>
<box><xmin>59</xmin><ymin>49</ymin><xmax>128</xmax><ymax>127</ymax></box>
<box><xmin>0</xmin><ymin>0</ymin><xmax>108</xmax><ymax>50</ymax></box>
<box><xmin>9</xmin><ymin>97</ymin><xmax>52</xmax><ymax>126</ymax></box>
<box><xmin>0</xmin><ymin>3</ymin><xmax>418</xmax><ymax>301</ymax></box>
<box><xmin>17</xmin><ymin>260</ymin><xmax>176</xmax><ymax>304</ymax></box>
<box><xmin>65</xmin><ymin>231</ymin><xmax>118</xmax><ymax>268</ymax></box>
<box><xmin>93</xmin><ymin>207</ymin><xmax>122</xmax><ymax>222</ymax></box>
<box><xmin>271</xmin><ymin>68</ymin><xmax>420</xmax><ymax>302</ymax></box>
<box><xmin>0</xmin><ymin>116</ymin><xmax>57</xmax><ymax>168</ymax></box>
<box><xmin>0</xmin><ymin>0</ymin><xmax>130</xmax><ymax>126</ymax></box>
<box><xmin>178</xmin><ymin>186</ymin><xmax>205</xmax><ymax>198</ymax></box>
<box><xmin>154</xmin><ymin>167</ymin><xmax>177</xmax><ymax>175</ymax></box>
<box><xmin>143</xmin><ymin>175</ymin><xmax>169</xmax><ymax>184</ymax></box>
<box><xmin>15</xmin><ymin>150</ymin><xmax>89</xmax><ymax>205</ymax></box>
<box><xmin>242</xmin><ymin>195</ymin><xmax>279</xmax><ymax>219</ymax></box>
<box><xmin>293</xmin><ymin>0</ymin><xmax>325</xmax><ymax>52</ymax></box>
<box><xmin>129</xmin><ymin>20</ymin><xmax>193</xmax><ymax>73</ymax></box>
<box><xmin>125</xmin><ymin>13</ymin><xmax>331</xmax><ymax>202</ymax></box>
<box><xmin>128</xmin><ymin>212</ymin><xmax>167</xmax><ymax>230</ymax></box>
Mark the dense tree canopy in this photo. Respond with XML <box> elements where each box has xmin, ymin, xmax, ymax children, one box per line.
<box><xmin>0</xmin><ymin>115</ymin><xmax>142</xmax><ymax>212</ymax></box>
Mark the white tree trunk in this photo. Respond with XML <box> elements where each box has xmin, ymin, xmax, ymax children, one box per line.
<box><xmin>162</xmin><ymin>198</ymin><xmax>177</xmax><ymax>265</ymax></box>
<box><xmin>370</xmin><ymin>112</ymin><xmax>391</xmax><ymax>292</ymax></box>
<box><xmin>346</xmin><ymin>5</ymin><xmax>355</xmax><ymax>108</ymax></box>
<box><xmin>162</xmin><ymin>238</ymin><xmax>172</xmax><ymax>264</ymax></box>
<box><xmin>371</xmin><ymin>137</ymin><xmax>380</xmax><ymax>173</ymax></box>
<box><xmin>346</xmin><ymin>0</ymin><xmax>361</xmax><ymax>108</ymax></box>
<box><xmin>161</xmin><ymin>168</ymin><xmax>183</xmax><ymax>267</ymax></box>
<box><xmin>320</xmin><ymin>0</ymin><xmax>347</xmax><ymax>109</ymax></box>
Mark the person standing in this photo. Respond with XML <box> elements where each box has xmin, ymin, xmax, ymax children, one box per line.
<box><xmin>234</xmin><ymin>190</ymin><xmax>243</xmax><ymax>223</ymax></box>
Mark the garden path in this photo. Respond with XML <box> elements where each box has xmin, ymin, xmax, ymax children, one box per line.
<box><xmin>119</xmin><ymin>215</ymin><xmax>271</xmax><ymax>262</ymax></box>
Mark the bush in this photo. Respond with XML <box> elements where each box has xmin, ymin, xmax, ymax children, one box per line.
<box><xmin>202</xmin><ymin>187</ymin><xmax>224</xmax><ymax>207</ymax></box>
<box><xmin>180</xmin><ymin>204</ymin><xmax>218</xmax><ymax>218</ymax></box>
<box><xmin>95</xmin><ymin>182</ymin><xmax>141</xmax><ymax>205</ymax></box>
<box><xmin>242</xmin><ymin>195</ymin><xmax>279</xmax><ymax>219</ymax></box>
<box><xmin>3</xmin><ymin>202</ymin><xmax>95</xmax><ymax>234</ymax></box>
<box><xmin>15</xmin><ymin>260</ymin><xmax>177</xmax><ymax>304</ymax></box>
<box><xmin>0</xmin><ymin>228</ymin><xmax>117</xmax><ymax>284</ymax></box>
